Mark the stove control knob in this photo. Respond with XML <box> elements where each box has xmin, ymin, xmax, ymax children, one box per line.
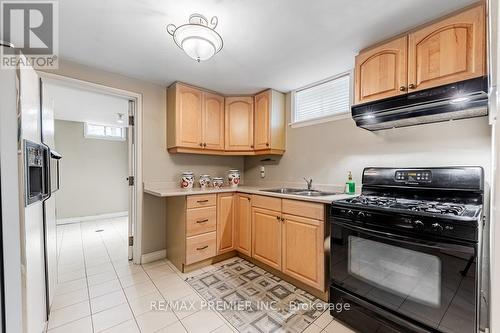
<box><xmin>413</xmin><ymin>220</ymin><xmax>424</xmax><ymax>230</ymax></box>
<box><xmin>431</xmin><ymin>223</ymin><xmax>444</xmax><ymax>233</ymax></box>
<box><xmin>358</xmin><ymin>212</ymin><xmax>366</xmax><ymax>219</ymax></box>
<box><xmin>346</xmin><ymin>210</ymin><xmax>354</xmax><ymax>218</ymax></box>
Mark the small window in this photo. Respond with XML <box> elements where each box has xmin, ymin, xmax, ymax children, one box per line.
<box><xmin>291</xmin><ymin>72</ymin><xmax>351</xmax><ymax>127</ymax></box>
<box><xmin>84</xmin><ymin>123</ymin><xmax>126</xmax><ymax>141</ymax></box>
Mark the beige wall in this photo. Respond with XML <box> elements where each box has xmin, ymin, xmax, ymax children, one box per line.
<box><xmin>54</xmin><ymin>120</ymin><xmax>128</xmax><ymax>219</ymax></box>
<box><xmin>46</xmin><ymin>60</ymin><xmax>243</xmax><ymax>254</ymax></box>
<box><xmin>245</xmin><ymin>94</ymin><xmax>492</xmax><ymax>189</ymax></box>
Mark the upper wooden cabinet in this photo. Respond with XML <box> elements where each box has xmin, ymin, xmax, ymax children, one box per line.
<box><xmin>408</xmin><ymin>4</ymin><xmax>485</xmax><ymax>92</ymax></box>
<box><xmin>354</xmin><ymin>3</ymin><xmax>486</xmax><ymax>104</ymax></box>
<box><xmin>167</xmin><ymin>83</ymin><xmax>224</xmax><ymax>151</ymax></box>
<box><xmin>167</xmin><ymin>84</ymin><xmax>203</xmax><ymax>148</ymax></box>
<box><xmin>167</xmin><ymin>83</ymin><xmax>286</xmax><ymax>156</ymax></box>
<box><xmin>203</xmin><ymin>92</ymin><xmax>225</xmax><ymax>151</ymax></box>
<box><xmin>254</xmin><ymin>90</ymin><xmax>286</xmax><ymax>153</ymax></box>
<box><xmin>355</xmin><ymin>36</ymin><xmax>408</xmax><ymax>104</ymax></box>
<box><xmin>225</xmin><ymin>96</ymin><xmax>254</xmax><ymax>151</ymax></box>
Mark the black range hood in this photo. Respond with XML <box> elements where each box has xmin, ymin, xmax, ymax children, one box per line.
<box><xmin>352</xmin><ymin>76</ymin><xmax>489</xmax><ymax>131</ymax></box>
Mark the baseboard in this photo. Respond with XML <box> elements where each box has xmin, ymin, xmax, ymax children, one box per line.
<box><xmin>56</xmin><ymin>211</ymin><xmax>128</xmax><ymax>225</ymax></box>
<box><xmin>141</xmin><ymin>249</ymin><xmax>167</xmax><ymax>264</ymax></box>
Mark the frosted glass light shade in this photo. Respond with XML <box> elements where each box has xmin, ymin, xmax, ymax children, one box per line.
<box><xmin>167</xmin><ymin>14</ymin><xmax>223</xmax><ymax>62</ymax></box>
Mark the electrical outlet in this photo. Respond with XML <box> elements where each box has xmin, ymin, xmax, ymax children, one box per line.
<box><xmin>260</xmin><ymin>166</ymin><xmax>265</xmax><ymax>178</ymax></box>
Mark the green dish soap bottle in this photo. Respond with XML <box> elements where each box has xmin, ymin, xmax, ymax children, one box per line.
<box><xmin>345</xmin><ymin>171</ymin><xmax>355</xmax><ymax>194</ymax></box>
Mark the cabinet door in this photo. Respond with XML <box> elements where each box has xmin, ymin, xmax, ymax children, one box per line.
<box><xmin>408</xmin><ymin>4</ymin><xmax>485</xmax><ymax>92</ymax></box>
<box><xmin>225</xmin><ymin>97</ymin><xmax>254</xmax><ymax>151</ymax></box>
<box><xmin>355</xmin><ymin>36</ymin><xmax>408</xmax><ymax>104</ymax></box>
<box><xmin>251</xmin><ymin>207</ymin><xmax>281</xmax><ymax>270</ymax></box>
<box><xmin>176</xmin><ymin>85</ymin><xmax>203</xmax><ymax>148</ymax></box>
<box><xmin>235</xmin><ymin>194</ymin><xmax>252</xmax><ymax>256</ymax></box>
<box><xmin>203</xmin><ymin>92</ymin><xmax>225</xmax><ymax>150</ymax></box>
<box><xmin>282</xmin><ymin>214</ymin><xmax>324</xmax><ymax>290</ymax></box>
<box><xmin>217</xmin><ymin>193</ymin><xmax>235</xmax><ymax>254</ymax></box>
<box><xmin>254</xmin><ymin>90</ymin><xmax>270</xmax><ymax>150</ymax></box>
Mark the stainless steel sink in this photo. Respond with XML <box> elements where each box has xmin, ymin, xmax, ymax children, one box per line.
<box><xmin>260</xmin><ymin>188</ymin><xmax>304</xmax><ymax>194</ymax></box>
<box><xmin>260</xmin><ymin>188</ymin><xmax>338</xmax><ymax>197</ymax></box>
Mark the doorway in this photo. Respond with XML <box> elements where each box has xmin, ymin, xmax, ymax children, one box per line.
<box><xmin>38</xmin><ymin>73</ymin><xmax>143</xmax><ymax>315</ymax></box>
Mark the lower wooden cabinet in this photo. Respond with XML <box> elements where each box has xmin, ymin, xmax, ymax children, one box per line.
<box><xmin>186</xmin><ymin>232</ymin><xmax>217</xmax><ymax>265</ymax></box>
<box><xmin>251</xmin><ymin>206</ymin><xmax>282</xmax><ymax>271</ymax></box>
<box><xmin>282</xmin><ymin>214</ymin><xmax>324</xmax><ymax>290</ymax></box>
<box><xmin>217</xmin><ymin>193</ymin><xmax>235</xmax><ymax>254</ymax></box>
<box><xmin>249</xmin><ymin>195</ymin><xmax>325</xmax><ymax>291</ymax></box>
<box><xmin>235</xmin><ymin>194</ymin><xmax>252</xmax><ymax>256</ymax></box>
<box><xmin>165</xmin><ymin>193</ymin><xmax>325</xmax><ymax>291</ymax></box>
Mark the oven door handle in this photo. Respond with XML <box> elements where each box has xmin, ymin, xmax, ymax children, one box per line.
<box><xmin>334</xmin><ymin>221</ymin><xmax>474</xmax><ymax>253</ymax></box>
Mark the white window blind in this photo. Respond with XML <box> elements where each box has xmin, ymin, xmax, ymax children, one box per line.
<box><xmin>292</xmin><ymin>73</ymin><xmax>351</xmax><ymax>125</ymax></box>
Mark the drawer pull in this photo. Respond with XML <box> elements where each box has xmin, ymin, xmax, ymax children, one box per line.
<box><xmin>196</xmin><ymin>219</ymin><xmax>209</xmax><ymax>224</ymax></box>
<box><xmin>196</xmin><ymin>245</ymin><xmax>209</xmax><ymax>251</ymax></box>
<box><xmin>197</xmin><ymin>199</ymin><xmax>209</xmax><ymax>203</ymax></box>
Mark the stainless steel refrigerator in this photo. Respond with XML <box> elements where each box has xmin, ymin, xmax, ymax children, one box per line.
<box><xmin>1</xmin><ymin>46</ymin><xmax>61</xmax><ymax>332</ymax></box>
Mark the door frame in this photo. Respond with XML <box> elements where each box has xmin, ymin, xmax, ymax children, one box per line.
<box><xmin>38</xmin><ymin>72</ymin><xmax>143</xmax><ymax>264</ymax></box>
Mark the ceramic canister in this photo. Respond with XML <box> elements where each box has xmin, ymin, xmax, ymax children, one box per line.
<box><xmin>199</xmin><ymin>174</ymin><xmax>212</xmax><ymax>189</ymax></box>
<box><xmin>227</xmin><ymin>169</ymin><xmax>241</xmax><ymax>188</ymax></box>
<box><xmin>212</xmin><ymin>177</ymin><xmax>224</xmax><ymax>189</ymax></box>
<box><xmin>180</xmin><ymin>171</ymin><xmax>195</xmax><ymax>189</ymax></box>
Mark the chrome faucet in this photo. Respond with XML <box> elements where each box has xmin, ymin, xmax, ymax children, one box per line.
<box><xmin>303</xmin><ymin>177</ymin><xmax>313</xmax><ymax>190</ymax></box>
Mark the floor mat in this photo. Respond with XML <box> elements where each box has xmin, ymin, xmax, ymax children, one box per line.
<box><xmin>186</xmin><ymin>258</ymin><xmax>326</xmax><ymax>333</ymax></box>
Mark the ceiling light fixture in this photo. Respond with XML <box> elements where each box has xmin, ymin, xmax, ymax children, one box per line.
<box><xmin>167</xmin><ymin>14</ymin><xmax>223</xmax><ymax>62</ymax></box>
<box><xmin>117</xmin><ymin>113</ymin><xmax>124</xmax><ymax>124</ymax></box>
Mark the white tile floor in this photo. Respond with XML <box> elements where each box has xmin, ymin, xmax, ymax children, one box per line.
<box><xmin>48</xmin><ymin>217</ymin><xmax>354</xmax><ymax>333</ymax></box>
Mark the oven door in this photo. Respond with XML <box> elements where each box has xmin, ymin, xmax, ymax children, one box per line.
<box><xmin>330</xmin><ymin>219</ymin><xmax>477</xmax><ymax>333</ymax></box>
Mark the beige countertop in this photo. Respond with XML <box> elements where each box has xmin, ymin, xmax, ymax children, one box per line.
<box><xmin>143</xmin><ymin>184</ymin><xmax>356</xmax><ymax>204</ymax></box>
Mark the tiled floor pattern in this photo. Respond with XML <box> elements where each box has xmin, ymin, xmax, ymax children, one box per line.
<box><xmin>48</xmin><ymin>217</ymin><xmax>355</xmax><ymax>333</ymax></box>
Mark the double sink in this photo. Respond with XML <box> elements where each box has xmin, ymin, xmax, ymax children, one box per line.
<box><xmin>260</xmin><ymin>188</ymin><xmax>338</xmax><ymax>197</ymax></box>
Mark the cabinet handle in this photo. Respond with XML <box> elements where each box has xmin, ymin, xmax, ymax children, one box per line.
<box><xmin>399</xmin><ymin>86</ymin><xmax>407</xmax><ymax>92</ymax></box>
<box><xmin>197</xmin><ymin>199</ymin><xmax>209</xmax><ymax>203</ymax></box>
<box><xmin>203</xmin><ymin>143</ymin><xmax>207</xmax><ymax>147</ymax></box>
<box><xmin>281</xmin><ymin>217</ymin><xmax>285</xmax><ymax>222</ymax></box>
<box><xmin>251</xmin><ymin>145</ymin><xmax>254</xmax><ymax>148</ymax></box>
<box><xmin>266</xmin><ymin>143</ymin><xmax>269</xmax><ymax>147</ymax></box>
<box><xmin>196</xmin><ymin>219</ymin><xmax>209</xmax><ymax>224</ymax></box>
<box><xmin>408</xmin><ymin>84</ymin><xmax>416</xmax><ymax>89</ymax></box>
<box><xmin>196</xmin><ymin>245</ymin><xmax>208</xmax><ymax>251</ymax></box>
<box><xmin>276</xmin><ymin>216</ymin><xmax>280</xmax><ymax>220</ymax></box>
<box><xmin>199</xmin><ymin>143</ymin><xmax>203</xmax><ymax>147</ymax></box>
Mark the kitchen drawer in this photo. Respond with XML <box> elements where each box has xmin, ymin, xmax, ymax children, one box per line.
<box><xmin>282</xmin><ymin>199</ymin><xmax>324</xmax><ymax>220</ymax></box>
<box><xmin>186</xmin><ymin>232</ymin><xmax>216</xmax><ymax>264</ymax></box>
<box><xmin>187</xmin><ymin>194</ymin><xmax>216</xmax><ymax>209</ymax></box>
<box><xmin>186</xmin><ymin>206</ymin><xmax>216</xmax><ymax>237</ymax></box>
<box><xmin>252</xmin><ymin>195</ymin><xmax>281</xmax><ymax>212</ymax></box>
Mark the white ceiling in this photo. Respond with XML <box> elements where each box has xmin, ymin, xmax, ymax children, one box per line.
<box><xmin>59</xmin><ymin>0</ymin><xmax>478</xmax><ymax>94</ymax></box>
<box><xmin>44</xmin><ymin>82</ymin><xmax>130</xmax><ymax>126</ymax></box>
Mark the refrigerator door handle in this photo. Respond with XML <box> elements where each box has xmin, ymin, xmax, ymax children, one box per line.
<box><xmin>42</xmin><ymin>145</ymin><xmax>51</xmax><ymax>202</ymax></box>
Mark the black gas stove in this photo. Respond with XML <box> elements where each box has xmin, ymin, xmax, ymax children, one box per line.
<box><xmin>328</xmin><ymin>167</ymin><xmax>486</xmax><ymax>333</ymax></box>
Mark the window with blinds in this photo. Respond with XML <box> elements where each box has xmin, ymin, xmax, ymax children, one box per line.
<box><xmin>292</xmin><ymin>72</ymin><xmax>351</xmax><ymax>126</ymax></box>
